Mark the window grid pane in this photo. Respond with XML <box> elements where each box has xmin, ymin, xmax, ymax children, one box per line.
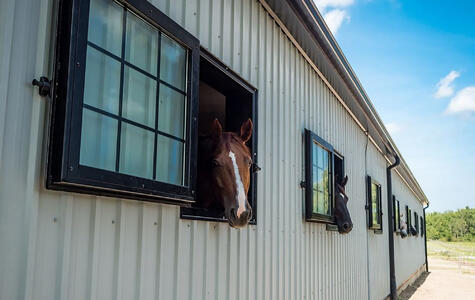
<box><xmin>80</xmin><ymin>0</ymin><xmax>187</xmax><ymax>186</ymax></box>
<box><xmin>312</xmin><ymin>141</ymin><xmax>331</xmax><ymax>216</ymax></box>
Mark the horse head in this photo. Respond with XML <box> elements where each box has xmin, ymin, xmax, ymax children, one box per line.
<box><xmin>197</xmin><ymin>118</ymin><xmax>253</xmax><ymax>228</ymax></box>
<box><xmin>400</xmin><ymin>214</ymin><xmax>408</xmax><ymax>238</ymax></box>
<box><xmin>334</xmin><ymin>175</ymin><xmax>353</xmax><ymax>234</ymax></box>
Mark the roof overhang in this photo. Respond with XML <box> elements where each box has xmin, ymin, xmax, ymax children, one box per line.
<box><xmin>260</xmin><ymin>0</ymin><xmax>429</xmax><ymax>205</ymax></box>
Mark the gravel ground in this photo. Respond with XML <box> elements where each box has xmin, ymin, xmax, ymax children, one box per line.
<box><xmin>399</xmin><ymin>257</ymin><xmax>475</xmax><ymax>300</ymax></box>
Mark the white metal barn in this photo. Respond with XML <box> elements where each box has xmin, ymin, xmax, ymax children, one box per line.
<box><xmin>0</xmin><ymin>0</ymin><xmax>429</xmax><ymax>299</ymax></box>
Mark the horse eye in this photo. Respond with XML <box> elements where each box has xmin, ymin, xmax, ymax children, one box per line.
<box><xmin>212</xmin><ymin>160</ymin><xmax>220</xmax><ymax>168</ymax></box>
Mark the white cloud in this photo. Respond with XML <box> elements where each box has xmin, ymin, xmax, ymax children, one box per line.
<box><xmin>434</xmin><ymin>70</ymin><xmax>460</xmax><ymax>99</ymax></box>
<box><xmin>323</xmin><ymin>9</ymin><xmax>350</xmax><ymax>35</ymax></box>
<box><xmin>385</xmin><ymin>122</ymin><xmax>402</xmax><ymax>135</ymax></box>
<box><xmin>314</xmin><ymin>0</ymin><xmax>355</xmax><ymax>11</ymax></box>
<box><xmin>445</xmin><ymin>86</ymin><xmax>475</xmax><ymax>115</ymax></box>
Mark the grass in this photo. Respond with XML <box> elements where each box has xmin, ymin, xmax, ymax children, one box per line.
<box><xmin>427</xmin><ymin>240</ymin><xmax>475</xmax><ymax>264</ymax></box>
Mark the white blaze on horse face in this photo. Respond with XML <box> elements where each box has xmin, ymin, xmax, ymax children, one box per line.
<box><xmin>228</xmin><ymin>151</ymin><xmax>247</xmax><ymax>218</ymax></box>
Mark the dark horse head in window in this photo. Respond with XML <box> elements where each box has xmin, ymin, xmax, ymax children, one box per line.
<box><xmin>197</xmin><ymin>119</ymin><xmax>254</xmax><ymax>228</ymax></box>
<box><xmin>334</xmin><ymin>176</ymin><xmax>353</xmax><ymax>234</ymax></box>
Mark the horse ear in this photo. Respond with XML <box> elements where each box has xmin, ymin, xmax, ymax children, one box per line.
<box><xmin>210</xmin><ymin>118</ymin><xmax>222</xmax><ymax>139</ymax></box>
<box><xmin>341</xmin><ymin>175</ymin><xmax>348</xmax><ymax>187</ymax></box>
<box><xmin>240</xmin><ymin>118</ymin><xmax>253</xmax><ymax>143</ymax></box>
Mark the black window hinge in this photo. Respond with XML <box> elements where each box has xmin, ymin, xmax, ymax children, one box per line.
<box><xmin>32</xmin><ymin>76</ymin><xmax>52</xmax><ymax>97</ymax></box>
<box><xmin>252</xmin><ymin>163</ymin><xmax>262</xmax><ymax>173</ymax></box>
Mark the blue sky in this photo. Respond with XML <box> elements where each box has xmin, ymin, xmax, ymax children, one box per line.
<box><xmin>314</xmin><ymin>0</ymin><xmax>475</xmax><ymax>212</ymax></box>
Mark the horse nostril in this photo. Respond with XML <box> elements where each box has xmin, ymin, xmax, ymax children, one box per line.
<box><xmin>343</xmin><ymin>223</ymin><xmax>349</xmax><ymax>230</ymax></box>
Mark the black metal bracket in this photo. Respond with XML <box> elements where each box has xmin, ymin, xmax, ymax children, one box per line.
<box><xmin>32</xmin><ymin>76</ymin><xmax>52</xmax><ymax>97</ymax></box>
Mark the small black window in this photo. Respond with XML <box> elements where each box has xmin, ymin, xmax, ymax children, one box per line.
<box><xmin>406</xmin><ymin>206</ymin><xmax>412</xmax><ymax>235</ymax></box>
<box><xmin>304</xmin><ymin>130</ymin><xmax>344</xmax><ymax>223</ymax></box>
<box><xmin>367</xmin><ymin>176</ymin><xmax>382</xmax><ymax>231</ymax></box>
<box><xmin>414</xmin><ymin>212</ymin><xmax>419</xmax><ymax>235</ymax></box>
<box><xmin>393</xmin><ymin>196</ymin><xmax>400</xmax><ymax>232</ymax></box>
<box><xmin>422</xmin><ymin>216</ymin><xmax>424</xmax><ymax>237</ymax></box>
<box><xmin>48</xmin><ymin>0</ymin><xmax>200</xmax><ymax>204</ymax></box>
<box><xmin>180</xmin><ymin>50</ymin><xmax>258</xmax><ymax>223</ymax></box>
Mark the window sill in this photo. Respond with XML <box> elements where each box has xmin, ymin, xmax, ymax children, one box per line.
<box><xmin>373</xmin><ymin>229</ymin><xmax>383</xmax><ymax>234</ymax></box>
<box><xmin>326</xmin><ymin>224</ymin><xmax>339</xmax><ymax>232</ymax></box>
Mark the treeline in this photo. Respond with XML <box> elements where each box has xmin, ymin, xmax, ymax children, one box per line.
<box><xmin>426</xmin><ymin>207</ymin><xmax>475</xmax><ymax>242</ymax></box>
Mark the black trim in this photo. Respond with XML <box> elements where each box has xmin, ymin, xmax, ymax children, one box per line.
<box><xmin>367</xmin><ymin>175</ymin><xmax>382</xmax><ymax>230</ymax></box>
<box><xmin>47</xmin><ymin>0</ymin><xmax>200</xmax><ymax>205</ymax></box>
<box><xmin>304</xmin><ymin>129</ymin><xmax>344</xmax><ymax>223</ymax></box>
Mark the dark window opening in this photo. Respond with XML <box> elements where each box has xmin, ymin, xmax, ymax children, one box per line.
<box><xmin>304</xmin><ymin>130</ymin><xmax>345</xmax><ymax>223</ymax></box>
<box><xmin>406</xmin><ymin>206</ymin><xmax>412</xmax><ymax>235</ymax></box>
<box><xmin>367</xmin><ymin>175</ymin><xmax>382</xmax><ymax>231</ymax></box>
<box><xmin>180</xmin><ymin>50</ymin><xmax>258</xmax><ymax>224</ymax></box>
<box><xmin>420</xmin><ymin>216</ymin><xmax>424</xmax><ymax>237</ymax></box>
<box><xmin>47</xmin><ymin>0</ymin><xmax>200</xmax><ymax>204</ymax></box>
<box><xmin>414</xmin><ymin>212</ymin><xmax>419</xmax><ymax>235</ymax></box>
<box><xmin>393</xmin><ymin>196</ymin><xmax>400</xmax><ymax>232</ymax></box>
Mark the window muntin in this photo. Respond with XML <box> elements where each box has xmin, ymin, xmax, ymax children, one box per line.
<box><xmin>47</xmin><ymin>0</ymin><xmax>199</xmax><ymax>204</ymax></box>
<box><xmin>305</xmin><ymin>130</ymin><xmax>343</xmax><ymax>223</ymax></box>
<box><xmin>367</xmin><ymin>176</ymin><xmax>382</xmax><ymax>230</ymax></box>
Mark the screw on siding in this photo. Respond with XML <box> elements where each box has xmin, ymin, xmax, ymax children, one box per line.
<box><xmin>112</xmin><ymin>220</ymin><xmax>115</xmax><ymax>224</ymax></box>
<box><xmin>53</xmin><ymin>217</ymin><xmax>57</xmax><ymax>223</ymax></box>
<box><xmin>154</xmin><ymin>221</ymin><xmax>158</xmax><ymax>226</ymax></box>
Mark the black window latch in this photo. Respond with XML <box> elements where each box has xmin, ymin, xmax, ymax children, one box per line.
<box><xmin>32</xmin><ymin>76</ymin><xmax>52</xmax><ymax>97</ymax></box>
<box><xmin>252</xmin><ymin>163</ymin><xmax>262</xmax><ymax>173</ymax></box>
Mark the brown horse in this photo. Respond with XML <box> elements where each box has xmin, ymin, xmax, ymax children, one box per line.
<box><xmin>334</xmin><ymin>175</ymin><xmax>353</xmax><ymax>234</ymax></box>
<box><xmin>197</xmin><ymin>118</ymin><xmax>253</xmax><ymax>228</ymax></box>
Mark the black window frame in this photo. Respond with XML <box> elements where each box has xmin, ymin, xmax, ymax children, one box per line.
<box><xmin>414</xmin><ymin>211</ymin><xmax>419</xmax><ymax>235</ymax></box>
<box><xmin>47</xmin><ymin>0</ymin><xmax>200</xmax><ymax>205</ymax></box>
<box><xmin>393</xmin><ymin>195</ymin><xmax>400</xmax><ymax>232</ymax></box>
<box><xmin>180</xmin><ymin>49</ymin><xmax>259</xmax><ymax>224</ymax></box>
<box><xmin>420</xmin><ymin>216</ymin><xmax>424</xmax><ymax>237</ymax></box>
<box><xmin>304</xmin><ymin>129</ymin><xmax>344</xmax><ymax>223</ymax></box>
<box><xmin>406</xmin><ymin>206</ymin><xmax>412</xmax><ymax>235</ymax></box>
<box><xmin>367</xmin><ymin>175</ymin><xmax>383</xmax><ymax>231</ymax></box>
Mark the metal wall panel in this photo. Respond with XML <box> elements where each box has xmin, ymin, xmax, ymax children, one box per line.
<box><xmin>0</xmin><ymin>0</ymin><xmax>425</xmax><ymax>299</ymax></box>
<box><xmin>392</xmin><ymin>172</ymin><xmax>426</xmax><ymax>287</ymax></box>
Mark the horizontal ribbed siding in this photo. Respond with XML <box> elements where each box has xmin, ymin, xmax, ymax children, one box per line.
<box><xmin>0</xmin><ymin>0</ymin><xmax>425</xmax><ymax>299</ymax></box>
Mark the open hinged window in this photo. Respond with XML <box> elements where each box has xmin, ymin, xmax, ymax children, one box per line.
<box><xmin>180</xmin><ymin>49</ymin><xmax>258</xmax><ymax>224</ymax></box>
<box><xmin>47</xmin><ymin>0</ymin><xmax>200</xmax><ymax>204</ymax></box>
<box><xmin>393</xmin><ymin>196</ymin><xmax>400</xmax><ymax>232</ymax></box>
<box><xmin>406</xmin><ymin>206</ymin><xmax>412</xmax><ymax>235</ymax></box>
<box><xmin>304</xmin><ymin>130</ymin><xmax>345</xmax><ymax>223</ymax></box>
<box><xmin>367</xmin><ymin>176</ymin><xmax>382</xmax><ymax>232</ymax></box>
<box><xmin>414</xmin><ymin>211</ymin><xmax>419</xmax><ymax>235</ymax></box>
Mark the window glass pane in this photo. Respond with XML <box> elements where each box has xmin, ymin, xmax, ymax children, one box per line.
<box><xmin>312</xmin><ymin>189</ymin><xmax>319</xmax><ymax>214</ymax></box>
<box><xmin>317</xmin><ymin>190</ymin><xmax>325</xmax><ymax>215</ymax></box>
<box><xmin>122</xmin><ymin>67</ymin><xmax>156</xmax><ymax>127</ymax></box>
<box><xmin>119</xmin><ymin>123</ymin><xmax>154</xmax><ymax>179</ymax></box>
<box><xmin>323</xmin><ymin>170</ymin><xmax>330</xmax><ymax>215</ymax></box>
<box><xmin>158</xmin><ymin>84</ymin><xmax>185</xmax><ymax>138</ymax></box>
<box><xmin>156</xmin><ymin>135</ymin><xmax>184</xmax><ymax>185</ymax></box>
<box><xmin>84</xmin><ymin>46</ymin><xmax>121</xmax><ymax>114</ymax></box>
<box><xmin>125</xmin><ymin>11</ymin><xmax>158</xmax><ymax>75</ymax></box>
<box><xmin>88</xmin><ymin>0</ymin><xmax>123</xmax><ymax>56</ymax></box>
<box><xmin>80</xmin><ymin>109</ymin><xmax>117</xmax><ymax>171</ymax></box>
<box><xmin>372</xmin><ymin>183</ymin><xmax>379</xmax><ymax>226</ymax></box>
<box><xmin>160</xmin><ymin>34</ymin><xmax>187</xmax><ymax>90</ymax></box>
<box><xmin>311</xmin><ymin>140</ymin><xmax>332</xmax><ymax>216</ymax></box>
